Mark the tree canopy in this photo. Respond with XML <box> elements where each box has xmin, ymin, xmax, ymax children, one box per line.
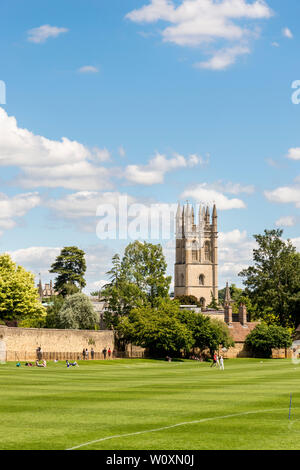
<box><xmin>0</xmin><ymin>254</ymin><xmax>46</xmax><ymax>325</ymax></box>
<box><xmin>245</xmin><ymin>323</ymin><xmax>292</xmax><ymax>358</ymax></box>
<box><xmin>239</xmin><ymin>229</ymin><xmax>300</xmax><ymax>328</ymax></box>
<box><xmin>57</xmin><ymin>293</ymin><xmax>98</xmax><ymax>330</ymax></box>
<box><xmin>50</xmin><ymin>246</ymin><xmax>87</xmax><ymax>297</ymax></box>
<box><xmin>116</xmin><ymin>298</ymin><xmax>234</xmax><ymax>357</ymax></box>
<box><xmin>102</xmin><ymin>241</ymin><xmax>171</xmax><ymax>331</ymax></box>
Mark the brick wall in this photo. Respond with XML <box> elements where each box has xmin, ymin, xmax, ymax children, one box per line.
<box><xmin>0</xmin><ymin>326</ymin><xmax>114</xmax><ymax>361</ymax></box>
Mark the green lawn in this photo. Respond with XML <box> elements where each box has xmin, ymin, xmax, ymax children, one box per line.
<box><xmin>0</xmin><ymin>358</ymin><xmax>300</xmax><ymax>450</ymax></box>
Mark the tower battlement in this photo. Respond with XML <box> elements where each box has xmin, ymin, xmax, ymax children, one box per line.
<box><xmin>174</xmin><ymin>202</ymin><xmax>218</xmax><ymax>309</ymax></box>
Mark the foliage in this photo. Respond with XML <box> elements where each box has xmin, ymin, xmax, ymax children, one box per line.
<box><xmin>0</xmin><ymin>254</ymin><xmax>46</xmax><ymax>323</ymax></box>
<box><xmin>239</xmin><ymin>229</ymin><xmax>300</xmax><ymax>328</ymax></box>
<box><xmin>90</xmin><ymin>291</ymin><xmax>101</xmax><ymax>297</ymax></box>
<box><xmin>174</xmin><ymin>295</ymin><xmax>200</xmax><ymax>307</ymax></box>
<box><xmin>49</xmin><ymin>246</ymin><xmax>87</xmax><ymax>297</ymax></box>
<box><xmin>116</xmin><ymin>298</ymin><xmax>234</xmax><ymax>357</ymax></box>
<box><xmin>57</xmin><ymin>293</ymin><xmax>98</xmax><ymax>330</ymax></box>
<box><xmin>102</xmin><ymin>243</ymin><xmax>171</xmax><ymax>333</ymax></box>
<box><xmin>102</xmin><ymin>254</ymin><xmax>145</xmax><ymax>331</ymax></box>
<box><xmin>245</xmin><ymin>323</ymin><xmax>292</xmax><ymax>358</ymax></box>
<box><xmin>178</xmin><ymin>309</ymin><xmax>234</xmax><ymax>355</ymax></box>
<box><xmin>121</xmin><ymin>241</ymin><xmax>171</xmax><ymax>307</ymax></box>
<box><xmin>119</xmin><ymin>299</ymin><xmax>194</xmax><ymax>356</ymax></box>
<box><xmin>207</xmin><ymin>293</ymin><xmax>219</xmax><ymax>310</ymax></box>
<box><xmin>219</xmin><ymin>284</ymin><xmax>255</xmax><ymax>317</ymax></box>
<box><xmin>45</xmin><ymin>296</ymin><xmax>65</xmax><ymax>328</ymax></box>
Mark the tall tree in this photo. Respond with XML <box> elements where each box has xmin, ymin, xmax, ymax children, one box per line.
<box><xmin>50</xmin><ymin>246</ymin><xmax>86</xmax><ymax>297</ymax></box>
<box><xmin>102</xmin><ymin>253</ymin><xmax>145</xmax><ymax>330</ymax></box>
<box><xmin>239</xmin><ymin>229</ymin><xmax>300</xmax><ymax>328</ymax></box>
<box><xmin>245</xmin><ymin>324</ymin><xmax>292</xmax><ymax>358</ymax></box>
<box><xmin>57</xmin><ymin>293</ymin><xmax>98</xmax><ymax>330</ymax></box>
<box><xmin>121</xmin><ymin>241</ymin><xmax>171</xmax><ymax>307</ymax></box>
<box><xmin>0</xmin><ymin>254</ymin><xmax>46</xmax><ymax>324</ymax></box>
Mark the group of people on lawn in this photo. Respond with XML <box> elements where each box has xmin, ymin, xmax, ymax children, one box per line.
<box><xmin>82</xmin><ymin>347</ymin><xmax>112</xmax><ymax>360</ymax></box>
<box><xmin>210</xmin><ymin>353</ymin><xmax>225</xmax><ymax>370</ymax></box>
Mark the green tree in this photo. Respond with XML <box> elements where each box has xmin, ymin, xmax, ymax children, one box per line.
<box><xmin>207</xmin><ymin>292</ymin><xmax>219</xmax><ymax>310</ymax></box>
<box><xmin>0</xmin><ymin>254</ymin><xmax>46</xmax><ymax>324</ymax></box>
<box><xmin>174</xmin><ymin>295</ymin><xmax>200</xmax><ymax>307</ymax></box>
<box><xmin>102</xmin><ymin>242</ymin><xmax>171</xmax><ymax>333</ymax></box>
<box><xmin>102</xmin><ymin>254</ymin><xmax>145</xmax><ymax>331</ymax></box>
<box><xmin>117</xmin><ymin>298</ymin><xmax>234</xmax><ymax>358</ymax></box>
<box><xmin>239</xmin><ymin>229</ymin><xmax>300</xmax><ymax>328</ymax></box>
<box><xmin>45</xmin><ymin>295</ymin><xmax>65</xmax><ymax>328</ymax></box>
<box><xmin>121</xmin><ymin>241</ymin><xmax>171</xmax><ymax>307</ymax></box>
<box><xmin>245</xmin><ymin>324</ymin><xmax>292</xmax><ymax>358</ymax></box>
<box><xmin>178</xmin><ymin>309</ymin><xmax>234</xmax><ymax>356</ymax></box>
<box><xmin>57</xmin><ymin>293</ymin><xmax>98</xmax><ymax>330</ymax></box>
<box><xmin>121</xmin><ymin>299</ymin><xmax>194</xmax><ymax>357</ymax></box>
<box><xmin>50</xmin><ymin>246</ymin><xmax>87</xmax><ymax>297</ymax></box>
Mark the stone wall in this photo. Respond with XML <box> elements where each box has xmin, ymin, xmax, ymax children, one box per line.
<box><xmin>0</xmin><ymin>326</ymin><xmax>114</xmax><ymax>361</ymax></box>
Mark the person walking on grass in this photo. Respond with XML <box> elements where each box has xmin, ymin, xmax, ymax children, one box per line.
<box><xmin>82</xmin><ymin>348</ymin><xmax>86</xmax><ymax>361</ymax></box>
<box><xmin>108</xmin><ymin>347</ymin><xmax>112</xmax><ymax>359</ymax></box>
<box><xmin>91</xmin><ymin>348</ymin><xmax>94</xmax><ymax>360</ymax></box>
<box><xmin>85</xmin><ymin>348</ymin><xmax>89</xmax><ymax>360</ymax></box>
<box><xmin>102</xmin><ymin>347</ymin><xmax>107</xmax><ymax>359</ymax></box>
<box><xmin>210</xmin><ymin>353</ymin><xmax>217</xmax><ymax>368</ymax></box>
<box><xmin>219</xmin><ymin>355</ymin><xmax>224</xmax><ymax>370</ymax></box>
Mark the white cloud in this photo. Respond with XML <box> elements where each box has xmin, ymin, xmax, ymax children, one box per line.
<box><xmin>291</xmin><ymin>237</ymin><xmax>300</xmax><ymax>252</ymax></box>
<box><xmin>287</xmin><ymin>148</ymin><xmax>300</xmax><ymax>161</ymax></box>
<box><xmin>78</xmin><ymin>66</ymin><xmax>99</xmax><ymax>74</ymax></box>
<box><xmin>271</xmin><ymin>41</ymin><xmax>279</xmax><ymax>47</ymax></box>
<box><xmin>218</xmin><ymin>229</ymin><xmax>256</xmax><ymax>285</ymax></box>
<box><xmin>27</xmin><ymin>25</ymin><xmax>68</xmax><ymax>43</ymax></box>
<box><xmin>47</xmin><ymin>191</ymin><xmax>136</xmax><ymax>219</ymax></box>
<box><xmin>8</xmin><ymin>244</ymin><xmax>115</xmax><ymax>293</ymax></box>
<box><xmin>0</xmin><ymin>192</ymin><xmax>41</xmax><ymax>236</ymax></box>
<box><xmin>126</xmin><ymin>0</ymin><xmax>273</xmax><ymax>69</ymax></box>
<box><xmin>9</xmin><ymin>246</ymin><xmax>61</xmax><ymax>277</ymax></box>
<box><xmin>275</xmin><ymin>216</ymin><xmax>296</xmax><ymax>227</ymax></box>
<box><xmin>0</xmin><ymin>108</ymin><xmax>112</xmax><ymax>191</ymax></box>
<box><xmin>195</xmin><ymin>45</ymin><xmax>250</xmax><ymax>70</ymax></box>
<box><xmin>181</xmin><ymin>183</ymin><xmax>247</xmax><ymax>210</ymax></box>
<box><xmin>265</xmin><ymin>185</ymin><xmax>300</xmax><ymax>208</ymax></box>
<box><xmin>118</xmin><ymin>146</ymin><xmax>126</xmax><ymax>158</ymax></box>
<box><xmin>125</xmin><ymin>152</ymin><xmax>205</xmax><ymax>185</ymax></box>
<box><xmin>282</xmin><ymin>27</ymin><xmax>293</xmax><ymax>39</ymax></box>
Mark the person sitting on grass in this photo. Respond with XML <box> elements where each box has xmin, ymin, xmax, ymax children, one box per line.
<box><xmin>36</xmin><ymin>360</ymin><xmax>47</xmax><ymax>368</ymax></box>
<box><xmin>16</xmin><ymin>362</ymin><xmax>21</xmax><ymax>367</ymax></box>
<box><xmin>25</xmin><ymin>362</ymin><xmax>33</xmax><ymax>367</ymax></box>
<box><xmin>66</xmin><ymin>360</ymin><xmax>79</xmax><ymax>368</ymax></box>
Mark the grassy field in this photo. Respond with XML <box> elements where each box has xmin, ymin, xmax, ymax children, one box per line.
<box><xmin>1</xmin><ymin>358</ymin><xmax>300</xmax><ymax>450</ymax></box>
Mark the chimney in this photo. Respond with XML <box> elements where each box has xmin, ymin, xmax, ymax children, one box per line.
<box><xmin>224</xmin><ymin>304</ymin><xmax>232</xmax><ymax>324</ymax></box>
<box><xmin>239</xmin><ymin>303</ymin><xmax>247</xmax><ymax>325</ymax></box>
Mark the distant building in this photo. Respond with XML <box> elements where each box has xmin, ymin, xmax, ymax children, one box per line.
<box><xmin>88</xmin><ymin>296</ymin><xmax>109</xmax><ymax>330</ymax></box>
<box><xmin>37</xmin><ymin>279</ymin><xmax>58</xmax><ymax>300</ymax></box>
<box><xmin>174</xmin><ymin>202</ymin><xmax>218</xmax><ymax>310</ymax></box>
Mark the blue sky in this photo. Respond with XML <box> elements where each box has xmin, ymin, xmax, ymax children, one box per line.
<box><xmin>0</xmin><ymin>0</ymin><xmax>299</xmax><ymax>292</ymax></box>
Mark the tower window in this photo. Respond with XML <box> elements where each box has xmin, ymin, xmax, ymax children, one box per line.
<box><xmin>181</xmin><ymin>273</ymin><xmax>184</xmax><ymax>287</ymax></box>
<box><xmin>205</xmin><ymin>241</ymin><xmax>211</xmax><ymax>261</ymax></box>
<box><xmin>192</xmin><ymin>241</ymin><xmax>198</xmax><ymax>261</ymax></box>
<box><xmin>199</xmin><ymin>274</ymin><xmax>205</xmax><ymax>286</ymax></box>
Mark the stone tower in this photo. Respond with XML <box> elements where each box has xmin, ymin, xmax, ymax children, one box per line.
<box><xmin>174</xmin><ymin>202</ymin><xmax>218</xmax><ymax>309</ymax></box>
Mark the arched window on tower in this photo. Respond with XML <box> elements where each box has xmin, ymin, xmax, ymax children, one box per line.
<box><xmin>205</xmin><ymin>241</ymin><xmax>211</xmax><ymax>261</ymax></box>
<box><xmin>199</xmin><ymin>274</ymin><xmax>205</xmax><ymax>286</ymax></box>
<box><xmin>192</xmin><ymin>240</ymin><xmax>198</xmax><ymax>261</ymax></box>
<box><xmin>181</xmin><ymin>273</ymin><xmax>185</xmax><ymax>287</ymax></box>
